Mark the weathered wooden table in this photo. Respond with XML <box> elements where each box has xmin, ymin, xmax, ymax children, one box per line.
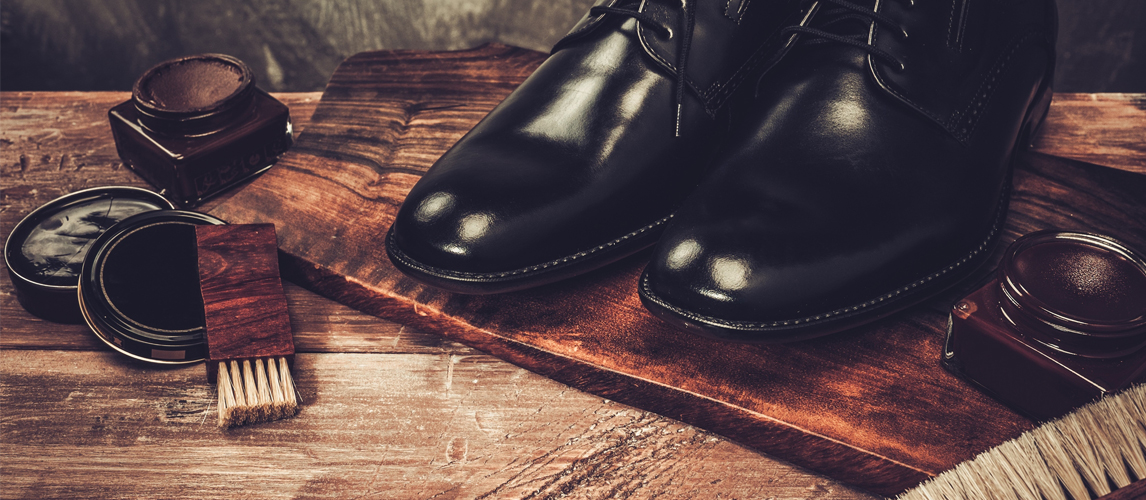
<box><xmin>2</xmin><ymin>54</ymin><xmax>1143</xmax><ymax>498</ymax></box>
<box><xmin>2</xmin><ymin>90</ymin><xmax>882</xmax><ymax>499</ymax></box>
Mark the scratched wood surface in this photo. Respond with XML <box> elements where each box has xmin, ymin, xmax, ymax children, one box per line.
<box><xmin>1</xmin><ymin>91</ymin><xmax>876</xmax><ymax>499</ymax></box>
<box><xmin>1031</xmin><ymin>93</ymin><xmax>1146</xmax><ymax>175</ymax></box>
<box><xmin>205</xmin><ymin>45</ymin><xmax>1146</xmax><ymax>495</ymax></box>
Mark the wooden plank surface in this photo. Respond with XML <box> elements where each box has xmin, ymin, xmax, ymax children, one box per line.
<box><xmin>204</xmin><ymin>45</ymin><xmax>1146</xmax><ymax>495</ymax></box>
<box><xmin>1</xmin><ymin>91</ymin><xmax>877</xmax><ymax>498</ymax></box>
<box><xmin>6</xmin><ymin>350</ymin><xmax>867</xmax><ymax>499</ymax></box>
<box><xmin>3</xmin><ymin>53</ymin><xmax>1144</xmax><ymax>498</ymax></box>
<box><xmin>1033</xmin><ymin>93</ymin><xmax>1146</xmax><ymax>174</ymax></box>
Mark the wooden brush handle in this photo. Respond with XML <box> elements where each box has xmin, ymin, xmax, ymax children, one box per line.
<box><xmin>196</xmin><ymin>224</ymin><xmax>294</xmax><ymax>382</ymax></box>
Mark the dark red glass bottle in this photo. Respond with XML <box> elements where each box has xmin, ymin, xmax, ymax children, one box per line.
<box><xmin>108</xmin><ymin>54</ymin><xmax>292</xmax><ymax>207</ymax></box>
<box><xmin>944</xmin><ymin>231</ymin><xmax>1146</xmax><ymax>421</ymax></box>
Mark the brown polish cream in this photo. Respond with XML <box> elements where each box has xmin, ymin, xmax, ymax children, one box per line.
<box><xmin>944</xmin><ymin>230</ymin><xmax>1146</xmax><ymax>421</ymax></box>
<box><xmin>108</xmin><ymin>54</ymin><xmax>292</xmax><ymax>207</ymax></box>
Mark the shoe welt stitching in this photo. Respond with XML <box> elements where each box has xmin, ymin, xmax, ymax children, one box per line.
<box><xmin>389</xmin><ymin>214</ymin><xmax>674</xmax><ymax>282</ymax></box>
<box><xmin>643</xmin><ymin>184</ymin><xmax>1010</xmax><ymax>330</ymax></box>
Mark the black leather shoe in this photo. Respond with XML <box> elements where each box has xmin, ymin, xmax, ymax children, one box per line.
<box><xmin>387</xmin><ymin>0</ymin><xmax>801</xmax><ymax>294</ymax></box>
<box><xmin>640</xmin><ymin>0</ymin><xmax>1057</xmax><ymax>342</ymax></box>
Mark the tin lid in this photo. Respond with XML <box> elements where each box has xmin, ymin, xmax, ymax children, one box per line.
<box><xmin>999</xmin><ymin>230</ymin><xmax>1146</xmax><ymax>357</ymax></box>
<box><xmin>4</xmin><ymin>186</ymin><xmax>174</xmax><ymax>323</ymax></box>
<box><xmin>78</xmin><ymin>209</ymin><xmax>226</xmax><ymax>364</ymax></box>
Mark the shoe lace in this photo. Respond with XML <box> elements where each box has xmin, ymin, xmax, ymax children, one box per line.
<box><xmin>590</xmin><ymin>0</ymin><xmax>697</xmax><ymax>137</ymax></box>
<box><xmin>780</xmin><ymin>0</ymin><xmax>909</xmax><ymax>71</ymax></box>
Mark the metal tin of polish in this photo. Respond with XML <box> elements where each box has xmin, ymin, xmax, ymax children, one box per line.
<box><xmin>4</xmin><ymin>186</ymin><xmax>174</xmax><ymax>323</ymax></box>
<box><xmin>78</xmin><ymin>210</ymin><xmax>225</xmax><ymax>364</ymax></box>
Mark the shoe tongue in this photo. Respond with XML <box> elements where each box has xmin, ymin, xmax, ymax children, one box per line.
<box><xmin>808</xmin><ymin>0</ymin><xmax>877</xmax><ymax>40</ymax></box>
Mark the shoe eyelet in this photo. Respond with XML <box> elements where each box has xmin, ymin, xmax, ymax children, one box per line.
<box><xmin>664</xmin><ymin>28</ymin><xmax>674</xmax><ymax>39</ymax></box>
<box><xmin>899</xmin><ymin>26</ymin><xmax>910</xmax><ymax>39</ymax></box>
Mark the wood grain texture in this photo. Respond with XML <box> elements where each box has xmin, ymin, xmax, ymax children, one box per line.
<box><xmin>1100</xmin><ymin>479</ymin><xmax>1146</xmax><ymax>500</ymax></box>
<box><xmin>197</xmin><ymin>224</ymin><xmax>294</xmax><ymax>380</ymax></box>
<box><xmin>0</xmin><ymin>350</ymin><xmax>872</xmax><ymax>500</ymax></box>
<box><xmin>208</xmin><ymin>45</ymin><xmax>1146</xmax><ymax>495</ymax></box>
<box><xmin>1</xmin><ymin>90</ymin><xmax>879</xmax><ymax>498</ymax></box>
<box><xmin>1032</xmin><ymin>93</ymin><xmax>1146</xmax><ymax>174</ymax></box>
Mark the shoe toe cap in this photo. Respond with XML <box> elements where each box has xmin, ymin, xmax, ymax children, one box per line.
<box><xmin>643</xmin><ymin>235</ymin><xmax>812</xmax><ymax>325</ymax></box>
<box><xmin>640</xmin><ymin>228</ymin><xmax>937</xmax><ymax>342</ymax></box>
<box><xmin>390</xmin><ymin>187</ymin><xmax>515</xmax><ymax>273</ymax></box>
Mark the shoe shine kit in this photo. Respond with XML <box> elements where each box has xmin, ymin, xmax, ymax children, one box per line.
<box><xmin>6</xmin><ymin>54</ymin><xmax>299</xmax><ymax>428</ymax></box>
<box><xmin>382</xmin><ymin>0</ymin><xmax>1144</xmax><ymax>497</ymax></box>
<box><xmin>6</xmin><ymin>0</ymin><xmax>1146</xmax><ymax>495</ymax></box>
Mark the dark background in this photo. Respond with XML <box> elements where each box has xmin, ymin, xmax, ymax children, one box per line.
<box><xmin>1</xmin><ymin>0</ymin><xmax>1143</xmax><ymax>93</ymax></box>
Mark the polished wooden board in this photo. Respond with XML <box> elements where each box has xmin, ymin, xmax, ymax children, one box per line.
<box><xmin>1032</xmin><ymin>93</ymin><xmax>1146</xmax><ymax>174</ymax></box>
<box><xmin>209</xmin><ymin>45</ymin><xmax>1146</xmax><ymax>495</ymax></box>
<box><xmin>2</xmin><ymin>91</ymin><xmax>882</xmax><ymax>499</ymax></box>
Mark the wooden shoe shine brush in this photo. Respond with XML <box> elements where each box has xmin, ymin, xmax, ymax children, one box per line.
<box><xmin>196</xmin><ymin>223</ymin><xmax>300</xmax><ymax>428</ymax></box>
<box><xmin>897</xmin><ymin>384</ymin><xmax>1146</xmax><ymax>500</ymax></box>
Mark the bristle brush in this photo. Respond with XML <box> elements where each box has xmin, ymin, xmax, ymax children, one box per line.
<box><xmin>196</xmin><ymin>223</ymin><xmax>300</xmax><ymax>428</ymax></box>
<box><xmin>897</xmin><ymin>384</ymin><xmax>1146</xmax><ymax>500</ymax></box>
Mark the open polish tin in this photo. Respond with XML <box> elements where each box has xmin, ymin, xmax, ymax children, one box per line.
<box><xmin>5</xmin><ymin>187</ymin><xmax>175</xmax><ymax>323</ymax></box>
<box><xmin>108</xmin><ymin>53</ymin><xmax>293</xmax><ymax>207</ymax></box>
<box><xmin>78</xmin><ymin>210</ymin><xmax>225</xmax><ymax>364</ymax></box>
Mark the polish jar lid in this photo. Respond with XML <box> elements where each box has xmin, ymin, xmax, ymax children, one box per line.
<box><xmin>132</xmin><ymin>53</ymin><xmax>255</xmax><ymax>137</ymax></box>
<box><xmin>999</xmin><ymin>230</ymin><xmax>1146</xmax><ymax>357</ymax></box>
<box><xmin>78</xmin><ymin>210</ymin><xmax>226</xmax><ymax>364</ymax></box>
<box><xmin>4</xmin><ymin>187</ymin><xmax>174</xmax><ymax>323</ymax></box>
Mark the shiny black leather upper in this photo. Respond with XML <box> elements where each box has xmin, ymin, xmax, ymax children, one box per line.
<box><xmin>388</xmin><ymin>0</ymin><xmax>801</xmax><ymax>293</ymax></box>
<box><xmin>640</xmin><ymin>0</ymin><xmax>1058</xmax><ymax>341</ymax></box>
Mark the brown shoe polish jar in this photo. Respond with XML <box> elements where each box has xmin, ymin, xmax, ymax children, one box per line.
<box><xmin>108</xmin><ymin>54</ymin><xmax>292</xmax><ymax>207</ymax></box>
<box><xmin>4</xmin><ymin>187</ymin><xmax>174</xmax><ymax>323</ymax></box>
<box><xmin>78</xmin><ymin>210</ymin><xmax>225</xmax><ymax>364</ymax></box>
<box><xmin>944</xmin><ymin>231</ymin><xmax>1146</xmax><ymax>421</ymax></box>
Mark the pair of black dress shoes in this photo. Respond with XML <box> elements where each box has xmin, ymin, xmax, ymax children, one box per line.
<box><xmin>386</xmin><ymin>0</ymin><xmax>1058</xmax><ymax>343</ymax></box>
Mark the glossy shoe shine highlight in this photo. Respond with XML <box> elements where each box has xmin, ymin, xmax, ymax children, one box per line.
<box><xmin>387</xmin><ymin>0</ymin><xmax>802</xmax><ymax>294</ymax></box>
<box><xmin>640</xmin><ymin>0</ymin><xmax>1058</xmax><ymax>342</ymax></box>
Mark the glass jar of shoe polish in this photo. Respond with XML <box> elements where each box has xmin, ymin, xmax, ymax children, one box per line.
<box><xmin>4</xmin><ymin>187</ymin><xmax>174</xmax><ymax>323</ymax></box>
<box><xmin>943</xmin><ymin>230</ymin><xmax>1146</xmax><ymax>421</ymax></box>
<box><xmin>77</xmin><ymin>210</ymin><xmax>225</xmax><ymax>364</ymax></box>
<box><xmin>108</xmin><ymin>53</ymin><xmax>292</xmax><ymax>207</ymax></box>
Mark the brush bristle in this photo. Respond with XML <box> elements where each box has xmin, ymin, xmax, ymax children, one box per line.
<box><xmin>217</xmin><ymin>356</ymin><xmax>300</xmax><ymax>429</ymax></box>
<box><xmin>898</xmin><ymin>384</ymin><xmax>1146</xmax><ymax>500</ymax></box>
